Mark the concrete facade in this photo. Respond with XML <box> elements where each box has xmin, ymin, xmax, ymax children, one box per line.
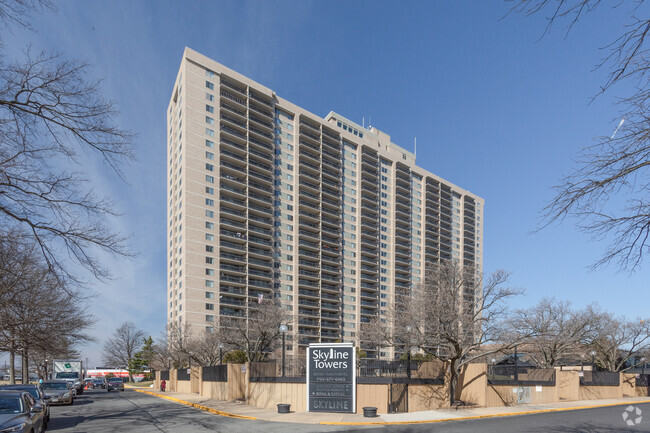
<box><xmin>166</xmin><ymin>47</ymin><xmax>484</xmax><ymax>360</ymax></box>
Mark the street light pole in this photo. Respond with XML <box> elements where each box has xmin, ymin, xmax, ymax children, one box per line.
<box><xmin>590</xmin><ymin>350</ymin><xmax>596</xmax><ymax>371</ymax></box>
<box><xmin>279</xmin><ymin>325</ymin><xmax>288</xmax><ymax>377</ymax></box>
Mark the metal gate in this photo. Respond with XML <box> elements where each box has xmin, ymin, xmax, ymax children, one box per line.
<box><xmin>388</xmin><ymin>383</ymin><xmax>408</xmax><ymax>413</ymax></box>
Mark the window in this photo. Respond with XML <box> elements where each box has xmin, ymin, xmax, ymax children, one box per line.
<box><xmin>206</xmin><ymin>257</ymin><xmax>214</xmax><ymax>264</ymax></box>
<box><xmin>206</xmin><ymin>245</ymin><xmax>214</xmax><ymax>253</ymax></box>
<box><xmin>205</xmin><ymin>303</ymin><xmax>214</xmax><ymax>310</ymax></box>
<box><xmin>206</xmin><ymin>175</ymin><xmax>214</xmax><ymax>183</ymax></box>
<box><xmin>205</xmin><ymin>198</ymin><xmax>214</xmax><ymax>206</ymax></box>
<box><xmin>206</xmin><ymin>268</ymin><xmax>214</xmax><ymax>276</ymax></box>
<box><xmin>206</xmin><ymin>116</ymin><xmax>214</xmax><ymax>125</ymax></box>
<box><xmin>205</xmin><ymin>233</ymin><xmax>214</xmax><ymax>241</ymax></box>
<box><xmin>206</xmin><ymin>139</ymin><xmax>214</xmax><ymax>148</ymax></box>
<box><xmin>206</xmin><ymin>81</ymin><xmax>214</xmax><ymax>90</ymax></box>
<box><xmin>206</xmin><ymin>104</ymin><xmax>214</xmax><ymax>113</ymax></box>
<box><xmin>206</xmin><ymin>163</ymin><xmax>214</xmax><ymax>171</ymax></box>
<box><xmin>206</xmin><ymin>152</ymin><xmax>214</xmax><ymax>160</ymax></box>
<box><xmin>205</xmin><ymin>280</ymin><xmax>214</xmax><ymax>287</ymax></box>
<box><xmin>206</xmin><ymin>187</ymin><xmax>214</xmax><ymax>194</ymax></box>
<box><xmin>206</xmin><ymin>315</ymin><xmax>214</xmax><ymax>322</ymax></box>
<box><xmin>206</xmin><ymin>128</ymin><xmax>214</xmax><ymax>136</ymax></box>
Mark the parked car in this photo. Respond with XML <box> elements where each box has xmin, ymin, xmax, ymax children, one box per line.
<box><xmin>0</xmin><ymin>390</ymin><xmax>45</xmax><ymax>433</ymax></box>
<box><xmin>40</xmin><ymin>380</ymin><xmax>74</xmax><ymax>406</ymax></box>
<box><xmin>92</xmin><ymin>379</ymin><xmax>105</xmax><ymax>389</ymax></box>
<box><xmin>0</xmin><ymin>384</ymin><xmax>49</xmax><ymax>429</ymax></box>
<box><xmin>106</xmin><ymin>378</ymin><xmax>124</xmax><ymax>392</ymax></box>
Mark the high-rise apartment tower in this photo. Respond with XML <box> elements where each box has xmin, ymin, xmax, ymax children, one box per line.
<box><xmin>167</xmin><ymin>48</ymin><xmax>484</xmax><ymax>360</ymax></box>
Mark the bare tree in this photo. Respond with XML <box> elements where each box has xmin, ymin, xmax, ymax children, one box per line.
<box><xmin>102</xmin><ymin>322</ymin><xmax>145</xmax><ymax>381</ymax></box>
<box><xmin>186</xmin><ymin>329</ymin><xmax>228</xmax><ymax>367</ymax></box>
<box><xmin>0</xmin><ymin>0</ymin><xmax>54</xmax><ymax>30</ymax></box>
<box><xmin>0</xmin><ymin>245</ymin><xmax>93</xmax><ymax>383</ymax></box>
<box><xmin>0</xmin><ymin>4</ymin><xmax>134</xmax><ymax>283</ymax></box>
<box><xmin>217</xmin><ymin>298</ymin><xmax>291</xmax><ymax>362</ymax></box>
<box><xmin>589</xmin><ymin>316</ymin><xmax>650</xmax><ymax>372</ymax></box>
<box><xmin>509</xmin><ymin>0</ymin><xmax>650</xmax><ymax>271</ymax></box>
<box><xmin>362</xmin><ymin>261</ymin><xmax>524</xmax><ymax>406</ymax></box>
<box><xmin>511</xmin><ymin>298</ymin><xmax>606</xmax><ymax>367</ymax></box>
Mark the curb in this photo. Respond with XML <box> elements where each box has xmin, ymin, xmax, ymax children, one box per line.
<box><xmin>320</xmin><ymin>399</ymin><xmax>650</xmax><ymax>426</ymax></box>
<box><xmin>133</xmin><ymin>389</ymin><xmax>649</xmax><ymax>426</ymax></box>
<box><xmin>132</xmin><ymin>389</ymin><xmax>257</xmax><ymax>420</ymax></box>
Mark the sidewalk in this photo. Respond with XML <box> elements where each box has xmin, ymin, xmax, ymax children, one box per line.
<box><xmin>128</xmin><ymin>386</ymin><xmax>650</xmax><ymax>425</ymax></box>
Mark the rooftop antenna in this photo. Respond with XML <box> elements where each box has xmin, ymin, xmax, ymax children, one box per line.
<box><xmin>414</xmin><ymin>137</ymin><xmax>417</xmax><ymax>157</ymax></box>
<box><xmin>362</xmin><ymin>117</ymin><xmax>365</xmax><ymax>128</ymax></box>
<box><xmin>611</xmin><ymin>118</ymin><xmax>625</xmax><ymax>139</ymax></box>
<box><xmin>369</xmin><ymin>116</ymin><xmax>372</xmax><ymax>129</ymax></box>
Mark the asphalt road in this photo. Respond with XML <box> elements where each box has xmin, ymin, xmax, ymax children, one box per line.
<box><xmin>349</xmin><ymin>403</ymin><xmax>650</xmax><ymax>433</ymax></box>
<box><xmin>46</xmin><ymin>389</ymin><xmax>650</xmax><ymax>433</ymax></box>
<box><xmin>45</xmin><ymin>388</ymin><xmax>360</xmax><ymax>433</ymax></box>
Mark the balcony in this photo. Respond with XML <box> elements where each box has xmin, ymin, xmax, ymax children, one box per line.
<box><xmin>298</xmin><ymin>299</ymin><xmax>319</xmax><ymax>308</ymax></box>
<box><xmin>220</xmin><ymin>136</ymin><xmax>246</xmax><ymax>153</ymax></box>
<box><xmin>298</xmin><ymin>279</ymin><xmax>319</xmax><ymax>288</ymax></box>
<box><xmin>321</xmin><ymin>253</ymin><xmax>339</xmax><ymax>265</ymax></box>
<box><xmin>220</xmin><ymin>228</ymin><xmax>246</xmax><ymax>241</ymax></box>
<box><xmin>220</xmin><ymin>285</ymin><xmax>245</xmax><ymax>296</ymax></box>
<box><xmin>249</xmin><ymin>114</ymin><xmax>273</xmax><ymax>130</ymax></box>
<box><xmin>220</xmin><ymin>124</ymin><xmax>247</xmax><ymax>141</ymax></box>
<box><xmin>248</xmin><ymin>247</ymin><xmax>272</xmax><ymax>257</ymax></box>
<box><xmin>220</xmin><ymin>274</ymin><xmax>245</xmax><ymax>285</ymax></box>
<box><xmin>248</xmin><ymin>104</ymin><xmax>273</xmax><ymax>120</ymax></box>
<box><xmin>249</xmin><ymin>214</ymin><xmax>271</xmax><ymax>225</ymax></box>
<box><xmin>299</xmin><ymin>259</ymin><xmax>319</xmax><ymax>269</ymax></box>
<box><xmin>321</xmin><ymin>302</ymin><xmax>339</xmax><ymax>311</ymax></box>
<box><xmin>299</xmin><ymin>269</ymin><xmax>319</xmax><ymax>279</ymax></box>
<box><xmin>221</xmin><ymin>113</ymin><xmax>247</xmax><ymax>130</ymax></box>
<box><xmin>248</xmin><ymin>170</ymin><xmax>272</xmax><ymax>184</ymax></box>
<box><xmin>298</xmin><ymin>248</ymin><xmax>319</xmax><ymax>259</ymax></box>
<box><xmin>220</xmin><ymin>89</ymin><xmax>246</xmax><ymax>107</ymax></box>
<box><xmin>220</xmin><ymin>252</ymin><xmax>246</xmax><ymax>263</ymax></box>
<box><xmin>220</xmin><ymin>307</ymin><xmax>246</xmax><ymax>318</ymax></box>
<box><xmin>249</xmin><ymin>279</ymin><xmax>271</xmax><ymax>289</ymax></box>
<box><xmin>299</xmin><ymin>289</ymin><xmax>320</xmax><ymax>298</ymax></box>
<box><xmin>249</xmin><ymin>136</ymin><xmax>273</xmax><ymax>152</ymax></box>
<box><xmin>248</xmin><ymin>91</ymin><xmax>272</xmax><ymax>107</ymax></box>
<box><xmin>248</xmin><ymin>257</ymin><xmax>271</xmax><ymax>268</ymax></box>
<box><xmin>299</xmin><ymin>309</ymin><xmax>319</xmax><ymax>318</ymax></box>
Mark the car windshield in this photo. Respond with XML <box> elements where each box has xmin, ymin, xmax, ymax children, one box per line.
<box><xmin>108</xmin><ymin>379</ymin><xmax>122</xmax><ymax>383</ymax></box>
<box><xmin>0</xmin><ymin>397</ymin><xmax>22</xmax><ymax>414</ymax></box>
<box><xmin>56</xmin><ymin>372</ymin><xmax>79</xmax><ymax>379</ymax></box>
<box><xmin>41</xmin><ymin>383</ymin><xmax>68</xmax><ymax>390</ymax></box>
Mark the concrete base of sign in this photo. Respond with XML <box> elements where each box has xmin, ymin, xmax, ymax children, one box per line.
<box><xmin>363</xmin><ymin>407</ymin><xmax>378</xmax><ymax>417</ymax></box>
<box><xmin>277</xmin><ymin>403</ymin><xmax>291</xmax><ymax>414</ymax></box>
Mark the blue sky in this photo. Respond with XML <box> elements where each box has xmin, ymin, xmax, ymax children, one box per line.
<box><xmin>3</xmin><ymin>1</ymin><xmax>648</xmax><ymax>367</ymax></box>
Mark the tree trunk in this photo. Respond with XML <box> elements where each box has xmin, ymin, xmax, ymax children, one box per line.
<box><xmin>9</xmin><ymin>337</ymin><xmax>15</xmax><ymax>385</ymax></box>
<box><xmin>22</xmin><ymin>348</ymin><xmax>28</xmax><ymax>384</ymax></box>
<box><xmin>448</xmin><ymin>359</ymin><xmax>457</xmax><ymax>407</ymax></box>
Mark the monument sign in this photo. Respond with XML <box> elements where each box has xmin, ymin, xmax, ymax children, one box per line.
<box><xmin>307</xmin><ymin>343</ymin><xmax>356</xmax><ymax>413</ymax></box>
